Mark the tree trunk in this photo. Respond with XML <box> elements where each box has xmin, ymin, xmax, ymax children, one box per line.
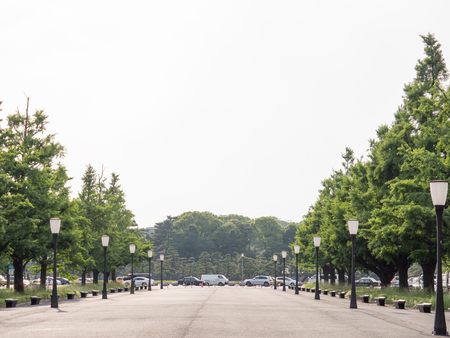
<box><xmin>40</xmin><ymin>261</ymin><xmax>47</xmax><ymax>290</ymax></box>
<box><xmin>422</xmin><ymin>258</ymin><xmax>437</xmax><ymax>293</ymax></box>
<box><xmin>323</xmin><ymin>264</ymin><xmax>330</xmax><ymax>282</ymax></box>
<box><xmin>93</xmin><ymin>269</ymin><xmax>99</xmax><ymax>284</ymax></box>
<box><xmin>82</xmin><ymin>269</ymin><xmax>86</xmax><ymax>286</ymax></box>
<box><xmin>337</xmin><ymin>267</ymin><xmax>346</xmax><ymax>285</ymax></box>
<box><xmin>397</xmin><ymin>255</ymin><xmax>413</xmax><ymax>289</ymax></box>
<box><xmin>13</xmin><ymin>258</ymin><xmax>24</xmax><ymax>294</ymax></box>
<box><xmin>330</xmin><ymin>264</ymin><xmax>336</xmax><ymax>285</ymax></box>
<box><xmin>111</xmin><ymin>269</ymin><xmax>116</xmax><ymax>281</ymax></box>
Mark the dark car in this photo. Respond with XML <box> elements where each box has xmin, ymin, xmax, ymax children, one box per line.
<box><xmin>355</xmin><ymin>277</ymin><xmax>380</xmax><ymax>287</ymax></box>
<box><xmin>178</xmin><ymin>277</ymin><xmax>206</xmax><ymax>286</ymax></box>
<box><xmin>56</xmin><ymin>277</ymin><xmax>72</xmax><ymax>285</ymax></box>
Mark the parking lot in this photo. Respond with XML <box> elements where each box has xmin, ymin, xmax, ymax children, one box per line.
<box><xmin>0</xmin><ymin>285</ymin><xmax>445</xmax><ymax>337</ymax></box>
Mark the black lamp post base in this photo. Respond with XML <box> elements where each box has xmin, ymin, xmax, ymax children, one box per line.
<box><xmin>432</xmin><ymin>330</ymin><xmax>448</xmax><ymax>336</ymax></box>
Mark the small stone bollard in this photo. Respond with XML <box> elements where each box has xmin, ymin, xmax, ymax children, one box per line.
<box><xmin>67</xmin><ymin>293</ymin><xmax>75</xmax><ymax>300</ymax></box>
<box><xmin>30</xmin><ymin>296</ymin><xmax>42</xmax><ymax>305</ymax></box>
<box><xmin>330</xmin><ymin>291</ymin><xmax>336</xmax><ymax>297</ymax></box>
<box><xmin>92</xmin><ymin>290</ymin><xmax>99</xmax><ymax>296</ymax></box>
<box><xmin>338</xmin><ymin>292</ymin><xmax>346</xmax><ymax>299</ymax></box>
<box><xmin>375</xmin><ymin>297</ymin><xmax>385</xmax><ymax>306</ymax></box>
<box><xmin>323</xmin><ymin>290</ymin><xmax>328</xmax><ymax>295</ymax></box>
<box><xmin>118</xmin><ymin>288</ymin><xmax>123</xmax><ymax>292</ymax></box>
<box><xmin>360</xmin><ymin>295</ymin><xmax>369</xmax><ymax>303</ymax></box>
<box><xmin>418</xmin><ymin>303</ymin><xmax>432</xmax><ymax>313</ymax></box>
<box><xmin>81</xmin><ymin>291</ymin><xmax>88</xmax><ymax>298</ymax></box>
<box><xmin>5</xmin><ymin>299</ymin><xmax>19</xmax><ymax>308</ymax></box>
<box><xmin>393</xmin><ymin>299</ymin><xmax>406</xmax><ymax>309</ymax></box>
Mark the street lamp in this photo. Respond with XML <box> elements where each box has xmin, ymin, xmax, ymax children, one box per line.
<box><xmin>273</xmin><ymin>254</ymin><xmax>278</xmax><ymax>290</ymax></box>
<box><xmin>160</xmin><ymin>254</ymin><xmax>164</xmax><ymax>289</ymax></box>
<box><xmin>294</xmin><ymin>245</ymin><xmax>300</xmax><ymax>294</ymax></box>
<box><xmin>313</xmin><ymin>236</ymin><xmax>321</xmax><ymax>300</ymax></box>
<box><xmin>129</xmin><ymin>244</ymin><xmax>135</xmax><ymax>294</ymax></box>
<box><xmin>102</xmin><ymin>235</ymin><xmax>109</xmax><ymax>299</ymax></box>
<box><xmin>282</xmin><ymin>251</ymin><xmax>287</xmax><ymax>291</ymax></box>
<box><xmin>241</xmin><ymin>253</ymin><xmax>244</xmax><ymax>283</ymax></box>
<box><xmin>348</xmin><ymin>219</ymin><xmax>359</xmax><ymax>309</ymax></box>
<box><xmin>148</xmin><ymin>250</ymin><xmax>152</xmax><ymax>291</ymax></box>
<box><xmin>430</xmin><ymin>180</ymin><xmax>448</xmax><ymax>336</ymax></box>
<box><xmin>50</xmin><ymin>218</ymin><xmax>61</xmax><ymax>308</ymax></box>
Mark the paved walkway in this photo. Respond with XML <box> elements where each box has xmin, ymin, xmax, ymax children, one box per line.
<box><xmin>0</xmin><ymin>285</ymin><xmax>446</xmax><ymax>337</ymax></box>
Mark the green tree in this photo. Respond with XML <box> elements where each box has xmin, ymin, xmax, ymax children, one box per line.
<box><xmin>0</xmin><ymin>100</ymin><xmax>70</xmax><ymax>293</ymax></box>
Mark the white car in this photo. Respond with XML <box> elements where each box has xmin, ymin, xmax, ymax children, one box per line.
<box><xmin>122</xmin><ymin>277</ymin><xmax>150</xmax><ymax>287</ymax></box>
<box><xmin>276</xmin><ymin>277</ymin><xmax>301</xmax><ymax>287</ymax></box>
<box><xmin>201</xmin><ymin>274</ymin><xmax>229</xmax><ymax>286</ymax></box>
<box><xmin>244</xmin><ymin>276</ymin><xmax>273</xmax><ymax>287</ymax></box>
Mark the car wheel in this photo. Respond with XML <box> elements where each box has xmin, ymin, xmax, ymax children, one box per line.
<box><xmin>246</xmin><ymin>282</ymin><xmax>252</xmax><ymax>287</ymax></box>
<box><xmin>264</xmin><ymin>282</ymin><xmax>269</xmax><ymax>287</ymax></box>
<box><xmin>219</xmin><ymin>282</ymin><xmax>223</xmax><ymax>286</ymax></box>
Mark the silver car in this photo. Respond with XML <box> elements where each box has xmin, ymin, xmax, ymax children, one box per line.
<box><xmin>122</xmin><ymin>277</ymin><xmax>150</xmax><ymax>287</ymax></box>
<box><xmin>244</xmin><ymin>275</ymin><xmax>273</xmax><ymax>287</ymax></box>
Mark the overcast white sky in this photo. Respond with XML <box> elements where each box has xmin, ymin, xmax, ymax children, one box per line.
<box><xmin>2</xmin><ymin>1</ymin><xmax>450</xmax><ymax>228</ymax></box>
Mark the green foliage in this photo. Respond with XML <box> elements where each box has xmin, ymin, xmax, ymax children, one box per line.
<box><xmin>295</xmin><ymin>33</ymin><xmax>450</xmax><ymax>291</ymax></box>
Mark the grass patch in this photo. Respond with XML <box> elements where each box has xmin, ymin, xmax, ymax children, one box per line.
<box><xmin>304</xmin><ymin>282</ymin><xmax>450</xmax><ymax>310</ymax></box>
<box><xmin>0</xmin><ymin>282</ymin><xmax>124</xmax><ymax>306</ymax></box>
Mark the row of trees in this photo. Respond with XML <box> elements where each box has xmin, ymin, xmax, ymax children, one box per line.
<box><xmin>0</xmin><ymin>99</ymin><xmax>149</xmax><ymax>293</ymax></box>
<box><xmin>150</xmin><ymin>212</ymin><xmax>298</xmax><ymax>262</ymax></box>
<box><xmin>130</xmin><ymin>248</ymin><xmax>305</xmax><ymax>282</ymax></box>
<box><xmin>294</xmin><ymin>34</ymin><xmax>450</xmax><ymax>291</ymax></box>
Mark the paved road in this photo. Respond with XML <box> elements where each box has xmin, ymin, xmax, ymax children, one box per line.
<box><xmin>0</xmin><ymin>285</ymin><xmax>446</xmax><ymax>337</ymax></box>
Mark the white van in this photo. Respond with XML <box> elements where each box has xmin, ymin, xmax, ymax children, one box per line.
<box><xmin>201</xmin><ymin>274</ymin><xmax>229</xmax><ymax>286</ymax></box>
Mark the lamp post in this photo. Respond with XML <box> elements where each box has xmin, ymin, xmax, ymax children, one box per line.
<box><xmin>282</xmin><ymin>251</ymin><xmax>287</xmax><ymax>291</ymax></box>
<box><xmin>294</xmin><ymin>245</ymin><xmax>300</xmax><ymax>295</ymax></box>
<box><xmin>148</xmin><ymin>250</ymin><xmax>152</xmax><ymax>291</ymax></box>
<box><xmin>129</xmin><ymin>244</ymin><xmax>135</xmax><ymax>294</ymax></box>
<box><xmin>102</xmin><ymin>235</ymin><xmax>109</xmax><ymax>299</ymax></box>
<box><xmin>241</xmin><ymin>253</ymin><xmax>244</xmax><ymax>283</ymax></box>
<box><xmin>348</xmin><ymin>219</ymin><xmax>359</xmax><ymax>309</ymax></box>
<box><xmin>50</xmin><ymin>218</ymin><xmax>61</xmax><ymax>308</ymax></box>
<box><xmin>160</xmin><ymin>254</ymin><xmax>164</xmax><ymax>289</ymax></box>
<box><xmin>430</xmin><ymin>180</ymin><xmax>448</xmax><ymax>336</ymax></box>
<box><xmin>273</xmin><ymin>254</ymin><xmax>278</xmax><ymax>290</ymax></box>
<box><xmin>313</xmin><ymin>236</ymin><xmax>321</xmax><ymax>300</ymax></box>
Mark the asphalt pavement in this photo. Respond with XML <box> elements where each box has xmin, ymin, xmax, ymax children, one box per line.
<box><xmin>0</xmin><ymin>285</ymin><xmax>446</xmax><ymax>337</ymax></box>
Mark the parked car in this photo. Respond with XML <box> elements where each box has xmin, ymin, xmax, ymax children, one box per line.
<box><xmin>1</xmin><ymin>275</ymin><xmax>15</xmax><ymax>285</ymax></box>
<box><xmin>201</xmin><ymin>274</ymin><xmax>229</xmax><ymax>286</ymax></box>
<box><xmin>390</xmin><ymin>276</ymin><xmax>399</xmax><ymax>287</ymax></box>
<box><xmin>116</xmin><ymin>276</ymin><xmax>124</xmax><ymax>284</ymax></box>
<box><xmin>56</xmin><ymin>277</ymin><xmax>72</xmax><ymax>285</ymax></box>
<box><xmin>178</xmin><ymin>277</ymin><xmax>206</xmax><ymax>286</ymax></box>
<box><xmin>32</xmin><ymin>277</ymin><xmax>61</xmax><ymax>287</ymax></box>
<box><xmin>408</xmin><ymin>276</ymin><xmax>421</xmax><ymax>288</ymax></box>
<box><xmin>0</xmin><ymin>275</ymin><xmax>7</xmax><ymax>286</ymax></box>
<box><xmin>355</xmin><ymin>277</ymin><xmax>380</xmax><ymax>287</ymax></box>
<box><xmin>76</xmin><ymin>277</ymin><xmax>93</xmax><ymax>284</ymax></box>
<box><xmin>276</xmin><ymin>277</ymin><xmax>302</xmax><ymax>287</ymax></box>
<box><xmin>244</xmin><ymin>276</ymin><xmax>273</xmax><ymax>287</ymax></box>
<box><xmin>122</xmin><ymin>277</ymin><xmax>150</xmax><ymax>287</ymax></box>
<box><xmin>23</xmin><ymin>279</ymin><xmax>31</xmax><ymax>287</ymax></box>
